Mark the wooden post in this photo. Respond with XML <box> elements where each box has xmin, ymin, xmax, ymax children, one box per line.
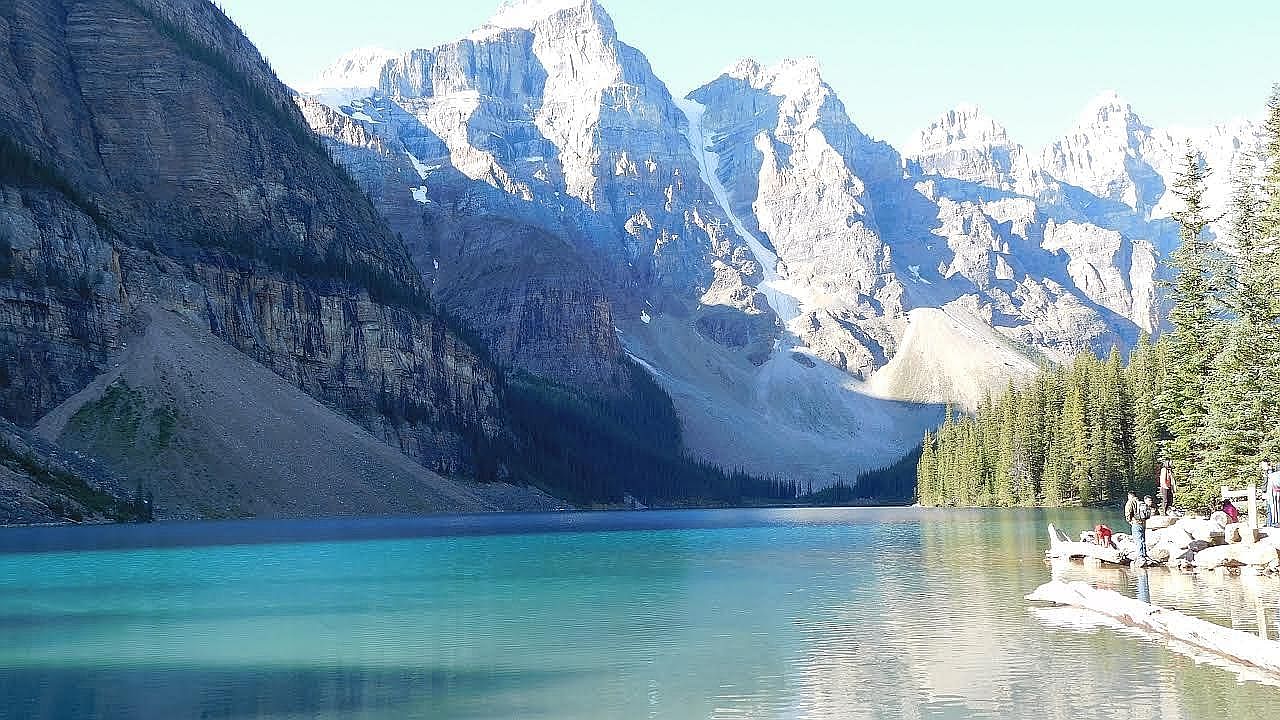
<box><xmin>1252</xmin><ymin>489</ymin><xmax>1259</xmax><ymax>531</ymax></box>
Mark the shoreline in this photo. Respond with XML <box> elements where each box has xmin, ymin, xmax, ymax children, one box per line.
<box><xmin>0</xmin><ymin>499</ymin><xmax>918</xmax><ymax>531</ymax></box>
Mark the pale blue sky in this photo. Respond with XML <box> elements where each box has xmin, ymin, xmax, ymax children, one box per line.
<box><xmin>220</xmin><ymin>0</ymin><xmax>1277</xmax><ymax>149</ymax></box>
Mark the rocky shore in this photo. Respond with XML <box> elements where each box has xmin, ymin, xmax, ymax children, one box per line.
<box><xmin>1049</xmin><ymin>514</ymin><xmax>1280</xmax><ymax>574</ymax></box>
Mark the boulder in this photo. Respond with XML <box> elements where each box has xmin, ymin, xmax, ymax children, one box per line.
<box><xmin>1147</xmin><ymin>546</ymin><xmax>1172</xmax><ymax>563</ymax></box>
<box><xmin>1154</xmin><ymin>527</ymin><xmax>1193</xmax><ymax>551</ymax></box>
<box><xmin>1209</xmin><ymin>511</ymin><xmax>1232</xmax><ymax>526</ymax></box>
<box><xmin>1146</xmin><ymin>515</ymin><xmax>1178</xmax><ymax>530</ymax></box>
<box><xmin>1225</xmin><ymin>523</ymin><xmax>1262</xmax><ymax>544</ymax></box>
<box><xmin>1224</xmin><ymin>523</ymin><xmax>1242</xmax><ymax>543</ymax></box>
<box><xmin>1192</xmin><ymin>544</ymin><xmax>1280</xmax><ymax>569</ymax></box>
<box><xmin>1115</xmin><ymin>539</ymin><xmax>1138</xmax><ymax>558</ymax></box>
<box><xmin>1175</xmin><ymin>518</ymin><xmax>1226</xmax><ymax>545</ymax></box>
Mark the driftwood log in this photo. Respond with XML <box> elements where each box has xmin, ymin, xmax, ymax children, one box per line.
<box><xmin>1027</xmin><ymin>581</ymin><xmax>1280</xmax><ymax>678</ymax></box>
<box><xmin>1045</xmin><ymin>523</ymin><xmax>1128</xmax><ymax>564</ymax></box>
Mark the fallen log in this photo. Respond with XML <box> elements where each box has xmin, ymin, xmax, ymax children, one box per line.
<box><xmin>1045</xmin><ymin>524</ymin><xmax>1128</xmax><ymax>564</ymax></box>
<box><xmin>1027</xmin><ymin>581</ymin><xmax>1280</xmax><ymax>678</ymax></box>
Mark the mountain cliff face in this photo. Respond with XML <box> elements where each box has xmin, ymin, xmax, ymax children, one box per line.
<box><xmin>300</xmin><ymin>0</ymin><xmax>778</xmax><ymax>388</ymax></box>
<box><xmin>301</xmin><ymin>0</ymin><xmax>1259</xmax><ymax>486</ymax></box>
<box><xmin>0</xmin><ymin>0</ymin><xmax>517</xmax><ymax>515</ymax></box>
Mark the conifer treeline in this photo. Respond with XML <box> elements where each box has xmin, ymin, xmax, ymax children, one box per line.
<box><xmin>919</xmin><ymin>87</ymin><xmax>1280</xmax><ymax>512</ymax></box>
<box><xmin>917</xmin><ymin>343</ymin><xmax>1163</xmax><ymax>508</ymax></box>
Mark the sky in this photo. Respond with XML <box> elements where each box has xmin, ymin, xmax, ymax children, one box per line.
<box><xmin>218</xmin><ymin>0</ymin><xmax>1278</xmax><ymax>150</ymax></box>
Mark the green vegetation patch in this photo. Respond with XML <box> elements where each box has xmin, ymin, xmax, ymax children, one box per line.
<box><xmin>0</xmin><ymin>435</ymin><xmax>149</xmax><ymax>523</ymax></box>
<box><xmin>66</xmin><ymin>381</ymin><xmax>183</xmax><ymax>460</ymax></box>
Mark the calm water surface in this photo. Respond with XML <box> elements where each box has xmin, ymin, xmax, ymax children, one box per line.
<box><xmin>1</xmin><ymin>508</ymin><xmax>1277</xmax><ymax>719</ymax></box>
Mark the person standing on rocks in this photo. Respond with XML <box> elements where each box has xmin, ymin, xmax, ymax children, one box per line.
<box><xmin>1158</xmin><ymin>460</ymin><xmax>1175</xmax><ymax>515</ymax></box>
<box><xmin>1125</xmin><ymin>492</ymin><xmax>1151</xmax><ymax>562</ymax></box>
<box><xmin>1265</xmin><ymin>461</ymin><xmax>1280</xmax><ymax>528</ymax></box>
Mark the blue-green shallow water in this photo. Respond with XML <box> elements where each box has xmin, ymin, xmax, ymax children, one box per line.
<box><xmin>1</xmin><ymin>508</ymin><xmax>1277</xmax><ymax>719</ymax></box>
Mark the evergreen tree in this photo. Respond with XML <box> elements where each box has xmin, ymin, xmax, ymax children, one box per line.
<box><xmin>1126</xmin><ymin>334</ymin><xmax>1161</xmax><ymax>493</ymax></box>
<box><xmin>917</xmin><ymin>431</ymin><xmax>937</xmax><ymax>505</ymax></box>
<box><xmin>1203</xmin><ymin>158</ymin><xmax>1277</xmax><ymax>489</ymax></box>
<box><xmin>1257</xmin><ymin>85</ymin><xmax>1280</xmax><ymax>461</ymax></box>
<box><xmin>1061</xmin><ymin>368</ymin><xmax>1091</xmax><ymax>505</ymax></box>
<box><xmin>1160</xmin><ymin>148</ymin><xmax>1220</xmax><ymax>508</ymax></box>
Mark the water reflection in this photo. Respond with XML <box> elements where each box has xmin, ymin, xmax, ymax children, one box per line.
<box><xmin>1051</xmin><ymin>557</ymin><xmax>1280</xmax><ymax>638</ymax></box>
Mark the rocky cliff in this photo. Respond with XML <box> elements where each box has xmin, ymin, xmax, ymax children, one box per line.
<box><xmin>0</xmin><ymin>0</ymin><xmax>514</xmax><ymax>515</ymax></box>
<box><xmin>299</xmin><ymin>0</ymin><xmax>778</xmax><ymax>388</ymax></box>
<box><xmin>299</xmin><ymin>0</ymin><xmax>1260</xmax><ymax>486</ymax></box>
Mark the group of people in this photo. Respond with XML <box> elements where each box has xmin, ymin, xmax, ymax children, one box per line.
<box><xmin>1120</xmin><ymin>461</ymin><xmax>1175</xmax><ymax>562</ymax></box>
<box><xmin>1115</xmin><ymin>459</ymin><xmax>1280</xmax><ymax>563</ymax></box>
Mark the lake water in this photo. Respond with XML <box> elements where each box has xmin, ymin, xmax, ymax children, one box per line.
<box><xmin>1</xmin><ymin>508</ymin><xmax>1278</xmax><ymax>719</ymax></box>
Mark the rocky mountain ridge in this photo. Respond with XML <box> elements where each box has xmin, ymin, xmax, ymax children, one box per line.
<box><xmin>0</xmin><ymin>0</ymin><xmax>525</xmax><ymax>518</ymax></box>
<box><xmin>300</xmin><ymin>0</ymin><xmax>1260</xmax><ymax>485</ymax></box>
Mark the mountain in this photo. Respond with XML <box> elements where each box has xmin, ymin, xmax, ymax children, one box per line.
<box><xmin>0</xmin><ymin>0</ymin><xmax>567</xmax><ymax>518</ymax></box>
<box><xmin>905</xmin><ymin>104</ymin><xmax>1037</xmax><ymax>194</ymax></box>
<box><xmin>302</xmin><ymin>0</ymin><xmax>1259</xmax><ymax>487</ymax></box>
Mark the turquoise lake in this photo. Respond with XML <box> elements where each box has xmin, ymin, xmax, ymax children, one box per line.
<box><xmin>1</xmin><ymin>508</ymin><xmax>1278</xmax><ymax>719</ymax></box>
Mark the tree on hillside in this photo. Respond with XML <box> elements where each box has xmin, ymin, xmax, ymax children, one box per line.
<box><xmin>1160</xmin><ymin>148</ymin><xmax>1221</xmax><ymax>508</ymax></box>
<box><xmin>1203</xmin><ymin>158</ymin><xmax>1278</xmax><ymax>488</ymax></box>
<box><xmin>1257</xmin><ymin>85</ymin><xmax>1280</xmax><ymax>462</ymax></box>
<box><xmin>1126</xmin><ymin>334</ymin><xmax>1161</xmax><ymax>490</ymax></box>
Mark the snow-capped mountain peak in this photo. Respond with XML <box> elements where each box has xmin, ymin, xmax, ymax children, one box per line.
<box><xmin>307</xmin><ymin>47</ymin><xmax>396</xmax><ymax>91</ymax></box>
<box><xmin>725</xmin><ymin>56</ymin><xmax>825</xmax><ymax>97</ymax></box>
<box><xmin>908</xmin><ymin>104</ymin><xmax>1013</xmax><ymax>154</ymax></box>
<box><xmin>906</xmin><ymin>104</ymin><xmax>1034</xmax><ymax>192</ymax></box>
<box><xmin>300</xmin><ymin>4</ymin><xmax>1261</xmax><ymax>489</ymax></box>
<box><xmin>298</xmin><ymin>47</ymin><xmax>398</xmax><ymax>107</ymax></box>
<box><xmin>487</xmin><ymin>0</ymin><xmax>598</xmax><ymax>30</ymax></box>
<box><xmin>1074</xmin><ymin>89</ymin><xmax>1146</xmax><ymax>133</ymax></box>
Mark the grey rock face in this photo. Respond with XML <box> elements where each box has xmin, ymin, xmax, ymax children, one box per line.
<box><xmin>0</xmin><ymin>0</ymin><xmax>502</xmax><ymax>480</ymax></box>
<box><xmin>687</xmin><ymin>59</ymin><xmax>1146</xmax><ymax>376</ymax></box>
<box><xmin>904</xmin><ymin>94</ymin><xmax>1258</xmax><ymax>342</ymax></box>
<box><xmin>300</xmin><ymin>97</ymin><xmax>628</xmax><ymax>390</ymax></box>
<box><xmin>907</xmin><ymin>105</ymin><xmax>1036</xmax><ymax>193</ymax></box>
<box><xmin>301</xmin><ymin>0</ymin><xmax>777</xmax><ymax>388</ymax></box>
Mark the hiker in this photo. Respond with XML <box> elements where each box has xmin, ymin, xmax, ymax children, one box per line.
<box><xmin>1264</xmin><ymin>458</ymin><xmax>1274</xmax><ymax>527</ymax></box>
<box><xmin>1222</xmin><ymin>498</ymin><xmax>1240</xmax><ymax>524</ymax></box>
<box><xmin>1158</xmin><ymin>460</ymin><xmax>1175</xmax><ymax>515</ymax></box>
<box><xmin>1124</xmin><ymin>492</ymin><xmax>1151</xmax><ymax>561</ymax></box>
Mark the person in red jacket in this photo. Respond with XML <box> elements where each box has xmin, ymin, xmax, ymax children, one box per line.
<box><xmin>1094</xmin><ymin>524</ymin><xmax>1113</xmax><ymax>548</ymax></box>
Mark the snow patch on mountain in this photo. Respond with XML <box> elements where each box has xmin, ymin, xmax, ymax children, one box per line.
<box><xmin>298</xmin><ymin>47</ymin><xmax>397</xmax><ymax>107</ymax></box>
<box><xmin>679</xmin><ymin>98</ymin><xmax>804</xmax><ymax>326</ymax></box>
<box><xmin>489</xmin><ymin>0</ymin><xmax>593</xmax><ymax>29</ymax></box>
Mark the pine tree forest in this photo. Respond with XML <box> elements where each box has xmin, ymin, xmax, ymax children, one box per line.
<box><xmin>918</xmin><ymin>87</ymin><xmax>1280</xmax><ymax>513</ymax></box>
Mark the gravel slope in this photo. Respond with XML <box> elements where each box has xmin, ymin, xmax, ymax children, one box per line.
<box><xmin>35</xmin><ymin>309</ymin><xmax>558</xmax><ymax>520</ymax></box>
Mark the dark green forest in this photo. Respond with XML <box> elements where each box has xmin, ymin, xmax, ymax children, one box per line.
<box><xmin>504</xmin><ymin>360</ymin><xmax>800</xmax><ymax>507</ymax></box>
<box><xmin>919</xmin><ymin>87</ymin><xmax>1280</xmax><ymax>513</ymax></box>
